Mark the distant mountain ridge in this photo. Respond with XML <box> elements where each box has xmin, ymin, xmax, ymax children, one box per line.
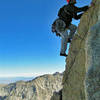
<box><xmin>0</xmin><ymin>72</ymin><xmax>63</xmax><ymax>100</ymax></box>
<box><xmin>0</xmin><ymin>77</ymin><xmax>34</xmax><ymax>84</ymax></box>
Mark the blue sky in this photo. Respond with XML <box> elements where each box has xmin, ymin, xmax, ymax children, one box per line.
<box><xmin>0</xmin><ymin>0</ymin><xmax>91</xmax><ymax>77</ymax></box>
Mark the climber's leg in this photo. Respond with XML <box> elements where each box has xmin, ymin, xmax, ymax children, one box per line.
<box><xmin>60</xmin><ymin>36</ymin><xmax>68</xmax><ymax>57</ymax></box>
<box><xmin>68</xmin><ymin>24</ymin><xmax>77</xmax><ymax>39</ymax></box>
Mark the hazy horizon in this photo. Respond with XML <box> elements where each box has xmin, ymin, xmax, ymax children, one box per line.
<box><xmin>0</xmin><ymin>77</ymin><xmax>35</xmax><ymax>84</ymax></box>
<box><xmin>0</xmin><ymin>71</ymin><xmax>63</xmax><ymax>84</ymax></box>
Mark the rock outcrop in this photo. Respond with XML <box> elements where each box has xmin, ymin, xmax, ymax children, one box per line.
<box><xmin>51</xmin><ymin>89</ymin><xmax>62</xmax><ymax>100</ymax></box>
<box><xmin>0</xmin><ymin>72</ymin><xmax>63</xmax><ymax>100</ymax></box>
<box><xmin>61</xmin><ymin>0</ymin><xmax>100</xmax><ymax>100</ymax></box>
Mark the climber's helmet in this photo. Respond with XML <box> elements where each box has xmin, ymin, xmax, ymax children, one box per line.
<box><xmin>67</xmin><ymin>0</ymin><xmax>76</xmax><ymax>4</ymax></box>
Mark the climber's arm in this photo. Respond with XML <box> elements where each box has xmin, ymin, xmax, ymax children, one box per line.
<box><xmin>73</xmin><ymin>13</ymin><xmax>83</xmax><ymax>20</ymax></box>
<box><xmin>75</xmin><ymin>5</ymin><xmax>89</xmax><ymax>13</ymax></box>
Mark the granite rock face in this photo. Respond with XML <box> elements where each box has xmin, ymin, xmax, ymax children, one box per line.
<box><xmin>61</xmin><ymin>0</ymin><xmax>100</xmax><ymax>100</ymax></box>
<box><xmin>0</xmin><ymin>73</ymin><xmax>63</xmax><ymax>100</ymax></box>
<box><xmin>85</xmin><ymin>21</ymin><xmax>100</xmax><ymax>100</ymax></box>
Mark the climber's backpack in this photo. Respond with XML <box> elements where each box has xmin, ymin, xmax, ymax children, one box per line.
<box><xmin>58</xmin><ymin>4</ymin><xmax>73</xmax><ymax>25</ymax></box>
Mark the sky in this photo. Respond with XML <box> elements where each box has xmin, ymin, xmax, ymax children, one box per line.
<box><xmin>0</xmin><ymin>0</ymin><xmax>91</xmax><ymax>77</ymax></box>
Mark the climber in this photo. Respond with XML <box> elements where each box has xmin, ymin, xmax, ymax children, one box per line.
<box><xmin>52</xmin><ymin>19</ymin><xmax>77</xmax><ymax>57</ymax></box>
<box><xmin>51</xmin><ymin>0</ymin><xmax>89</xmax><ymax>57</ymax></box>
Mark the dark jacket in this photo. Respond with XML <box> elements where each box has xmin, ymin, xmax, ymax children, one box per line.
<box><xmin>58</xmin><ymin>4</ymin><xmax>89</xmax><ymax>27</ymax></box>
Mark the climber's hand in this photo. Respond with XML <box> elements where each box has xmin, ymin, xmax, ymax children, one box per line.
<box><xmin>90</xmin><ymin>2</ymin><xmax>95</xmax><ymax>6</ymax></box>
<box><xmin>56</xmin><ymin>33</ymin><xmax>60</xmax><ymax>36</ymax></box>
<box><xmin>83</xmin><ymin>6</ymin><xmax>89</xmax><ymax>11</ymax></box>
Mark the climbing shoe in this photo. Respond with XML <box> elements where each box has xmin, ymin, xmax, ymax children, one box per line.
<box><xmin>60</xmin><ymin>53</ymin><xmax>68</xmax><ymax>57</ymax></box>
<box><xmin>67</xmin><ymin>38</ymin><xmax>71</xmax><ymax>43</ymax></box>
